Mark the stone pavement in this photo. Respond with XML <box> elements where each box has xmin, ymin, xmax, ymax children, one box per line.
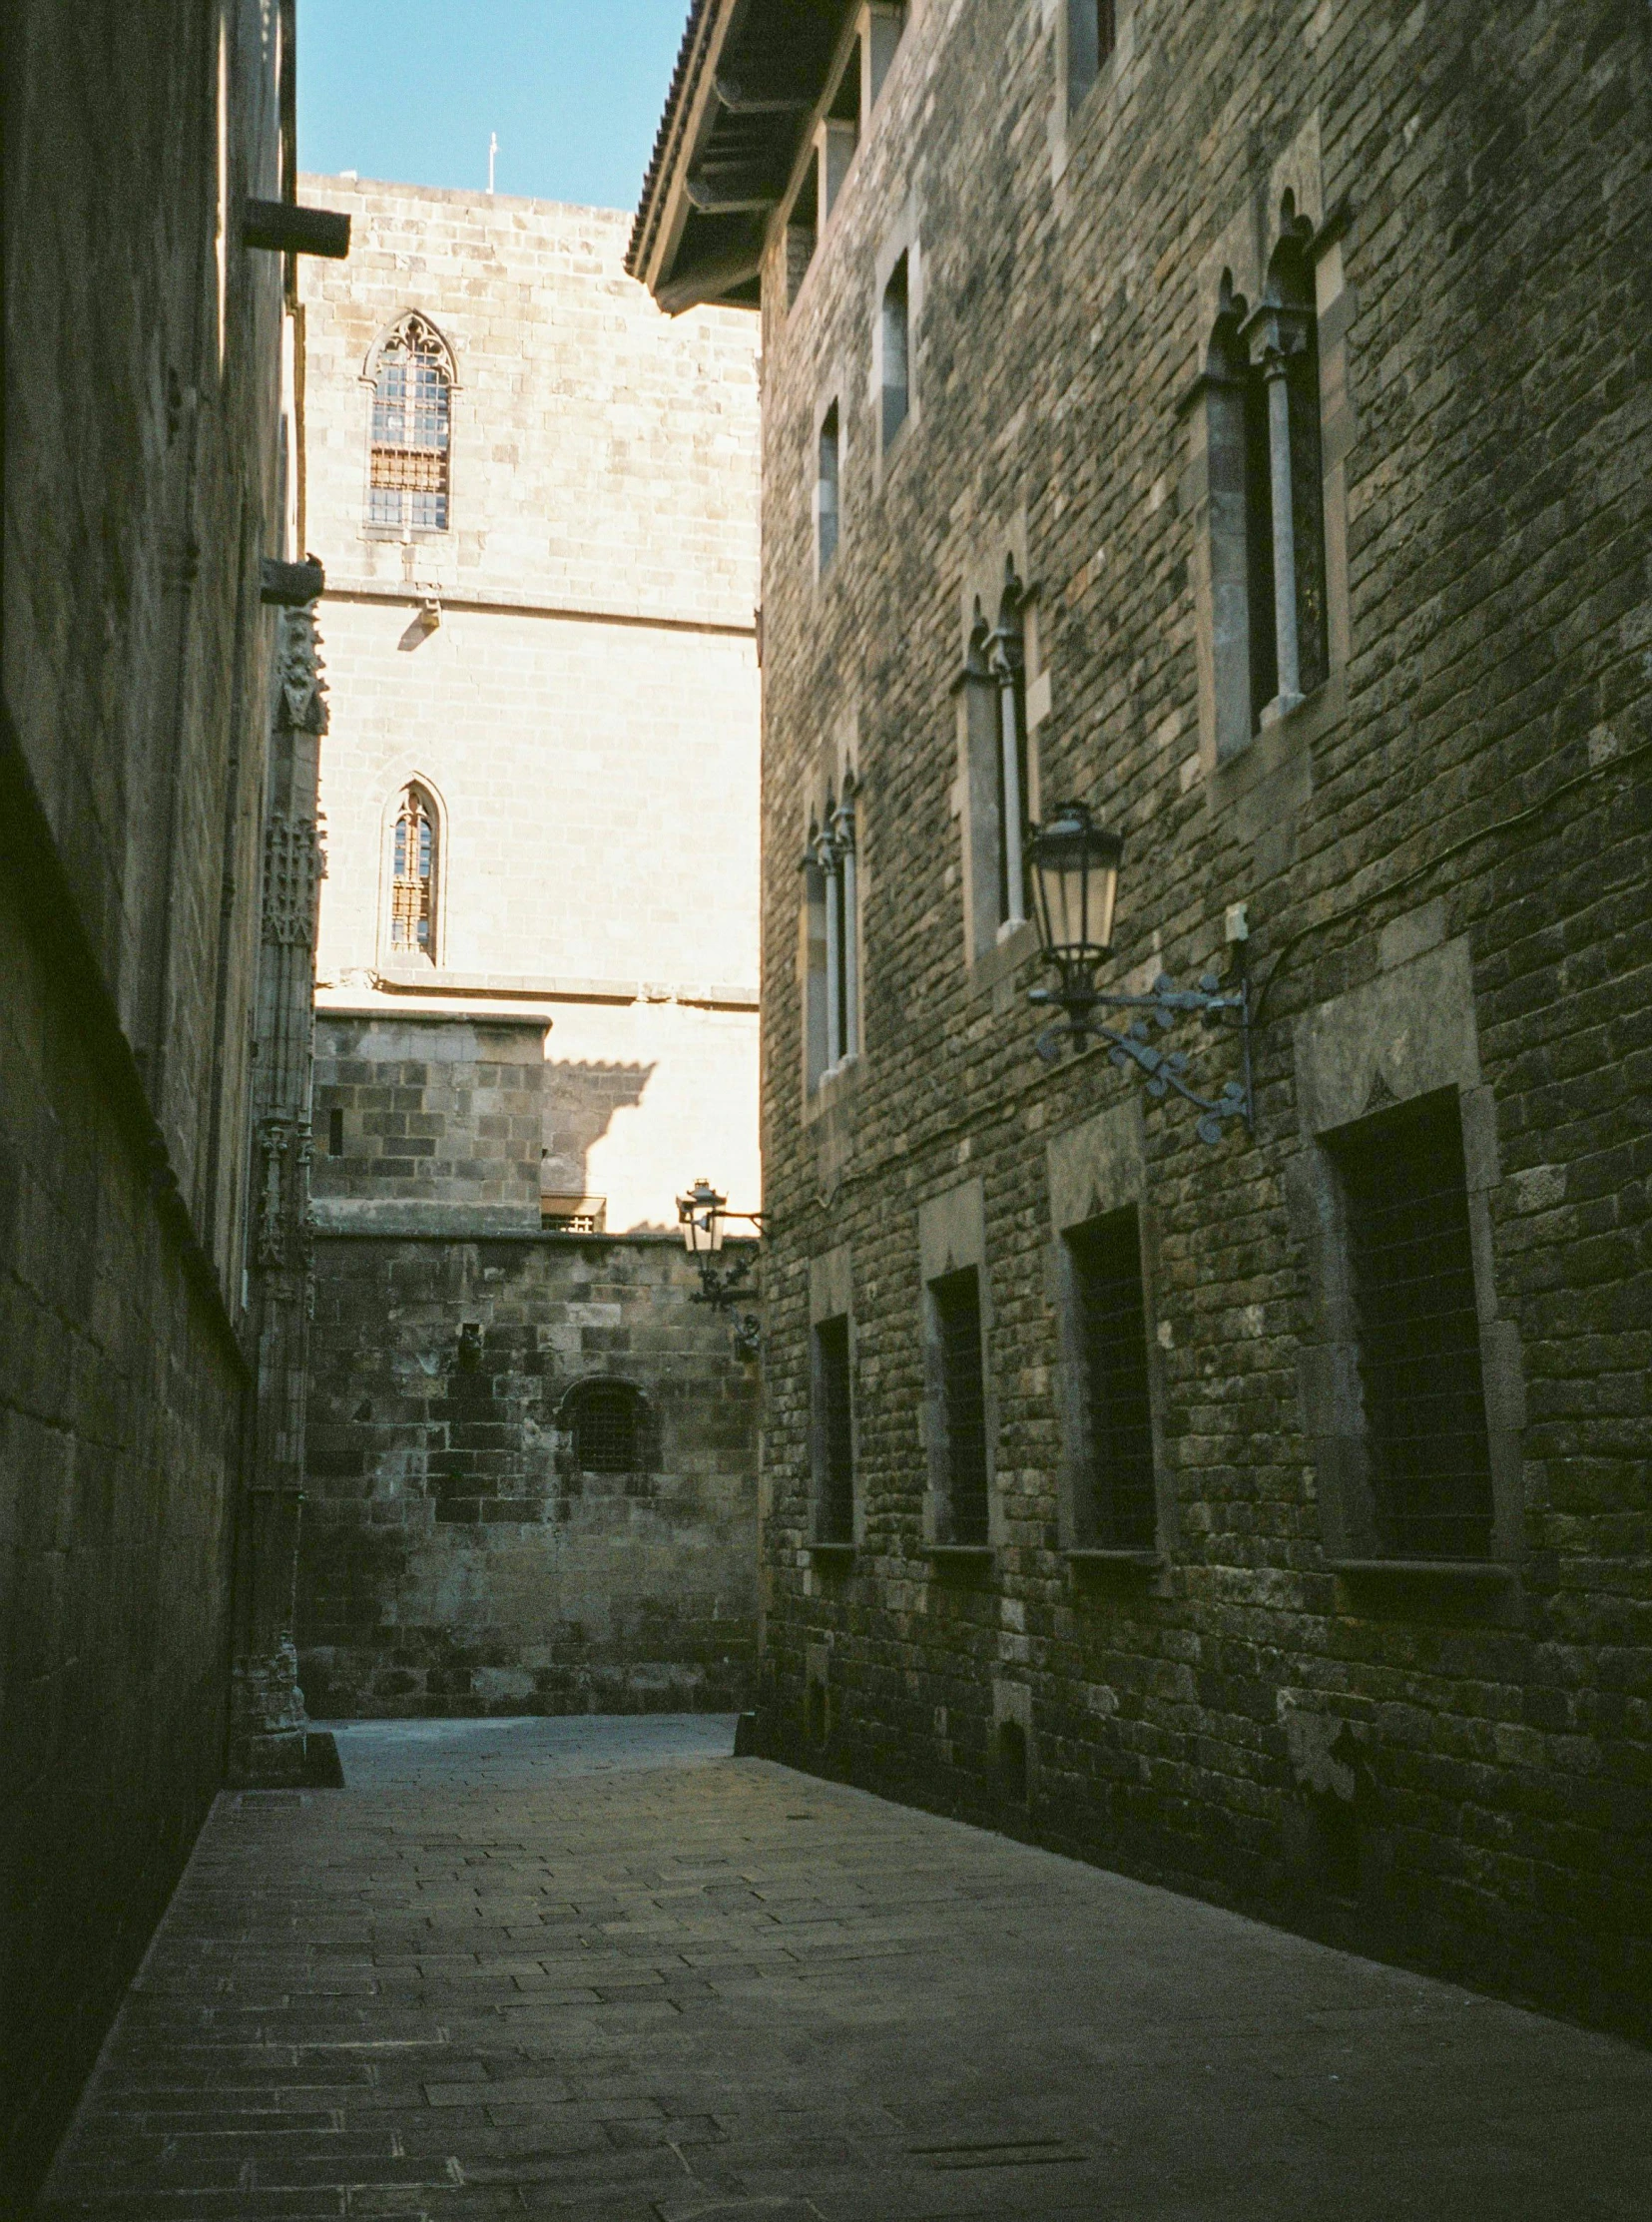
<box><xmin>39</xmin><ymin>1717</ymin><xmax>1652</xmax><ymax>2220</ymax></box>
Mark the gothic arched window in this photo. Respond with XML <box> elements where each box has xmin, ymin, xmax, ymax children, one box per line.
<box><xmin>390</xmin><ymin>784</ymin><xmax>438</xmax><ymax>960</ymax></box>
<box><xmin>368</xmin><ymin>314</ymin><xmax>452</xmax><ymax>531</ymax></box>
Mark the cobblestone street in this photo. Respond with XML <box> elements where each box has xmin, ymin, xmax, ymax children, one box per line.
<box><xmin>40</xmin><ymin>1719</ymin><xmax>1652</xmax><ymax>2220</ymax></box>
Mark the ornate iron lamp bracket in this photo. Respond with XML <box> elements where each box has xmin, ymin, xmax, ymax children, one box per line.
<box><xmin>1030</xmin><ymin>969</ymin><xmax>1254</xmax><ymax>1145</ymax></box>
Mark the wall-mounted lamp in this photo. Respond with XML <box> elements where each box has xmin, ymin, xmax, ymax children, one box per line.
<box><xmin>677</xmin><ymin>1178</ymin><xmax>763</xmax><ymax>1355</ymax></box>
<box><xmin>1026</xmin><ymin>802</ymin><xmax>1253</xmax><ymax>1144</ymax></box>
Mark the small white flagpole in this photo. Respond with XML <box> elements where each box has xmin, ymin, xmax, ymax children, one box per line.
<box><xmin>487</xmin><ymin>132</ymin><xmax>498</xmax><ymax>195</ymax></box>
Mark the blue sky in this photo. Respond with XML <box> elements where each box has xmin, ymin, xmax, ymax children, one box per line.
<box><xmin>298</xmin><ymin>0</ymin><xmax>689</xmax><ymax>212</ymax></box>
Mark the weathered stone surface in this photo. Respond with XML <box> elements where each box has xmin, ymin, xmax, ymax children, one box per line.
<box><xmin>296</xmin><ymin>1235</ymin><xmax>760</xmax><ymax>1717</ymax></box>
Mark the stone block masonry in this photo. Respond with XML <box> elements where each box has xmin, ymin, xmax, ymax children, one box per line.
<box><xmin>4</xmin><ymin>0</ymin><xmax>299</xmax><ymax>2201</ymax></box>
<box><xmin>633</xmin><ymin>0</ymin><xmax>1652</xmax><ymax>2036</ymax></box>
<box><xmin>296</xmin><ymin>1236</ymin><xmax>760</xmax><ymax>1718</ymax></box>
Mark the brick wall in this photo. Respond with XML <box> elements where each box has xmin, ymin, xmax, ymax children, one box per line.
<box><xmin>296</xmin><ymin>1234</ymin><xmax>760</xmax><ymax>1718</ymax></box>
<box><xmin>1</xmin><ymin>0</ymin><xmax>289</xmax><ymax>2198</ymax></box>
<box><xmin>735</xmin><ymin>0</ymin><xmax>1650</xmax><ymax>2034</ymax></box>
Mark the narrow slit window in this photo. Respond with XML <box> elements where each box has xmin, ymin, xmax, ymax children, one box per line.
<box><xmin>814</xmin><ymin>1315</ymin><xmax>854</xmax><ymax>1543</ymax></box>
<box><xmin>818</xmin><ymin>402</ymin><xmax>839</xmax><ymax>574</ymax></box>
<box><xmin>1334</xmin><ymin>1091</ymin><xmax>1495</xmax><ymax>1559</ymax></box>
<box><xmin>1067</xmin><ymin>1209</ymin><xmax>1156</xmax><ymax>1548</ymax></box>
<box><xmin>390</xmin><ymin>785</ymin><xmax>438</xmax><ymax>959</ymax></box>
<box><xmin>932</xmin><ymin>1267</ymin><xmax>988</xmax><ymax>1544</ymax></box>
<box><xmin>880</xmin><ymin>253</ymin><xmax>909</xmax><ymax>451</ymax></box>
<box><xmin>327</xmin><ymin>1107</ymin><xmax>345</xmax><ymax>1157</ymax></box>
<box><xmin>368</xmin><ymin>314</ymin><xmax>452</xmax><ymax>531</ymax></box>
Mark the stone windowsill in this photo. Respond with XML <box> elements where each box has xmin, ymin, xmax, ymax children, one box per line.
<box><xmin>1328</xmin><ymin>1557</ymin><xmax>1513</xmax><ymax>1584</ymax></box>
<box><xmin>807</xmin><ymin>1540</ymin><xmax>855</xmax><ymax>1561</ymax></box>
<box><xmin>970</xmin><ymin>918</ymin><xmax>1039</xmax><ymax>996</ymax></box>
<box><xmin>1067</xmin><ymin>1547</ymin><xmax>1161</xmax><ymax>1569</ymax></box>
<box><xmin>803</xmin><ymin>1050</ymin><xmax>863</xmax><ymax>1128</ymax></box>
<box><xmin>1206</xmin><ymin>667</ymin><xmax>1347</xmax><ymax>826</ymax></box>
<box><xmin>926</xmin><ymin>1543</ymin><xmax>993</xmax><ymax>1563</ymax></box>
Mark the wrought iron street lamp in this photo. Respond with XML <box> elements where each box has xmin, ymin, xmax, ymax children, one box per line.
<box><xmin>1026</xmin><ymin>802</ymin><xmax>1253</xmax><ymax>1144</ymax></box>
<box><xmin>677</xmin><ymin>1178</ymin><xmax>763</xmax><ymax>1355</ymax></box>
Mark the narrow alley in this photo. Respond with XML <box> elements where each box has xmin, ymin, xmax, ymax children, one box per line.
<box><xmin>41</xmin><ymin>1721</ymin><xmax>1652</xmax><ymax>2219</ymax></box>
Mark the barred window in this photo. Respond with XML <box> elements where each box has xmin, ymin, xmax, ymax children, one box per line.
<box><xmin>880</xmin><ymin>253</ymin><xmax>909</xmax><ymax>452</ymax></box>
<box><xmin>390</xmin><ymin>784</ymin><xmax>438</xmax><ymax>959</ymax></box>
<box><xmin>932</xmin><ymin>1267</ymin><xmax>989</xmax><ymax>1545</ymax></box>
<box><xmin>813</xmin><ymin>1315</ymin><xmax>854</xmax><ymax>1543</ymax></box>
<box><xmin>1067</xmin><ymin>1208</ymin><xmax>1156</xmax><ymax>1548</ymax></box>
<box><xmin>1334</xmin><ymin>1091</ymin><xmax>1495</xmax><ymax>1558</ymax></box>
<box><xmin>368</xmin><ymin>314</ymin><xmax>452</xmax><ymax>531</ymax></box>
<box><xmin>566</xmin><ymin>1380</ymin><xmax>644</xmax><ymax>1475</ymax></box>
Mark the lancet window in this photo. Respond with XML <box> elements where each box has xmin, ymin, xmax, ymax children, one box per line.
<box><xmin>389</xmin><ymin>784</ymin><xmax>438</xmax><ymax>960</ymax></box>
<box><xmin>368</xmin><ymin>314</ymin><xmax>452</xmax><ymax>531</ymax></box>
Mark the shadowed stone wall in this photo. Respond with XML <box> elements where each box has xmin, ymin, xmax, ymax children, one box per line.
<box><xmin>296</xmin><ymin>1233</ymin><xmax>760</xmax><ymax>1716</ymax></box>
<box><xmin>2</xmin><ymin>0</ymin><xmax>294</xmax><ymax>2199</ymax></box>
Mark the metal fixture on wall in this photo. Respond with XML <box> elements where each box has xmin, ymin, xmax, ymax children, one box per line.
<box><xmin>677</xmin><ymin>1177</ymin><xmax>763</xmax><ymax>1355</ymax></box>
<box><xmin>1025</xmin><ymin>802</ymin><xmax>1253</xmax><ymax>1144</ymax></box>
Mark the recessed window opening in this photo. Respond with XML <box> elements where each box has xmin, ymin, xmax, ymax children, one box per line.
<box><xmin>996</xmin><ymin>1717</ymin><xmax>1028</xmax><ymax>1804</ymax></box>
<box><xmin>567</xmin><ymin>1379</ymin><xmax>644</xmax><ymax>1475</ymax></box>
<box><xmin>814</xmin><ymin>1315</ymin><xmax>854</xmax><ymax>1542</ymax></box>
<box><xmin>390</xmin><ymin>784</ymin><xmax>438</xmax><ymax>959</ymax></box>
<box><xmin>818</xmin><ymin>402</ymin><xmax>840</xmax><ymax>574</ymax></box>
<box><xmin>821</xmin><ymin>37</ymin><xmax>861</xmax><ymax>218</ymax></box>
<box><xmin>805</xmin><ymin>779</ymin><xmax>860</xmax><ymax>1088</ymax></box>
<box><xmin>369</xmin><ymin>314</ymin><xmax>452</xmax><ymax>531</ymax></box>
<box><xmin>1067</xmin><ymin>1208</ymin><xmax>1156</xmax><ymax>1548</ymax></box>
<box><xmin>786</xmin><ymin>163</ymin><xmax>819</xmax><ymax>305</ymax></box>
<box><xmin>932</xmin><ymin>1266</ymin><xmax>989</xmax><ymax>1544</ymax></box>
<box><xmin>1333</xmin><ymin>1091</ymin><xmax>1494</xmax><ymax>1558</ymax></box>
<box><xmin>1067</xmin><ymin>0</ymin><xmax>1118</xmax><ymax>112</ymax></box>
<box><xmin>1211</xmin><ymin>209</ymin><xmax>1327</xmax><ymax>736</ymax></box>
<box><xmin>880</xmin><ymin>253</ymin><xmax>909</xmax><ymax>451</ymax></box>
<box><xmin>327</xmin><ymin>1107</ymin><xmax>345</xmax><ymax>1157</ymax></box>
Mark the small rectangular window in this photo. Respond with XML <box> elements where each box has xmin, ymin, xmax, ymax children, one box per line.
<box><xmin>1333</xmin><ymin>1091</ymin><xmax>1494</xmax><ymax>1558</ymax></box>
<box><xmin>1067</xmin><ymin>0</ymin><xmax>1117</xmax><ymax>113</ymax></box>
<box><xmin>932</xmin><ymin>1267</ymin><xmax>988</xmax><ymax>1544</ymax></box>
<box><xmin>814</xmin><ymin>1315</ymin><xmax>854</xmax><ymax>1542</ymax></box>
<box><xmin>817</xmin><ymin>402</ymin><xmax>839</xmax><ymax>574</ymax></box>
<box><xmin>1067</xmin><ymin>1208</ymin><xmax>1156</xmax><ymax>1547</ymax></box>
<box><xmin>327</xmin><ymin>1107</ymin><xmax>344</xmax><ymax>1157</ymax></box>
<box><xmin>880</xmin><ymin>253</ymin><xmax>909</xmax><ymax>451</ymax></box>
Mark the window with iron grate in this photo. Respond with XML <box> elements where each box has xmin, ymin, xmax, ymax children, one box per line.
<box><xmin>368</xmin><ymin>314</ymin><xmax>452</xmax><ymax>531</ymax></box>
<box><xmin>814</xmin><ymin>1315</ymin><xmax>854</xmax><ymax>1542</ymax></box>
<box><xmin>932</xmin><ymin>1267</ymin><xmax>989</xmax><ymax>1544</ymax></box>
<box><xmin>1334</xmin><ymin>1090</ymin><xmax>1495</xmax><ymax>1558</ymax></box>
<box><xmin>1067</xmin><ymin>1207</ymin><xmax>1157</xmax><ymax>1548</ymax></box>
<box><xmin>389</xmin><ymin>785</ymin><xmax>437</xmax><ymax>959</ymax></box>
<box><xmin>567</xmin><ymin>1380</ymin><xmax>643</xmax><ymax>1475</ymax></box>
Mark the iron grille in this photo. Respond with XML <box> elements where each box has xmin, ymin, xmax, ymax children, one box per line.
<box><xmin>569</xmin><ymin>1381</ymin><xmax>641</xmax><ymax>1475</ymax></box>
<box><xmin>1068</xmin><ymin>1209</ymin><xmax>1157</xmax><ymax>1548</ymax></box>
<box><xmin>1337</xmin><ymin>1090</ymin><xmax>1495</xmax><ymax>1557</ymax></box>
<box><xmin>815</xmin><ymin>1315</ymin><xmax>854</xmax><ymax>1542</ymax></box>
<box><xmin>933</xmin><ymin>1268</ymin><xmax>989</xmax><ymax>1544</ymax></box>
